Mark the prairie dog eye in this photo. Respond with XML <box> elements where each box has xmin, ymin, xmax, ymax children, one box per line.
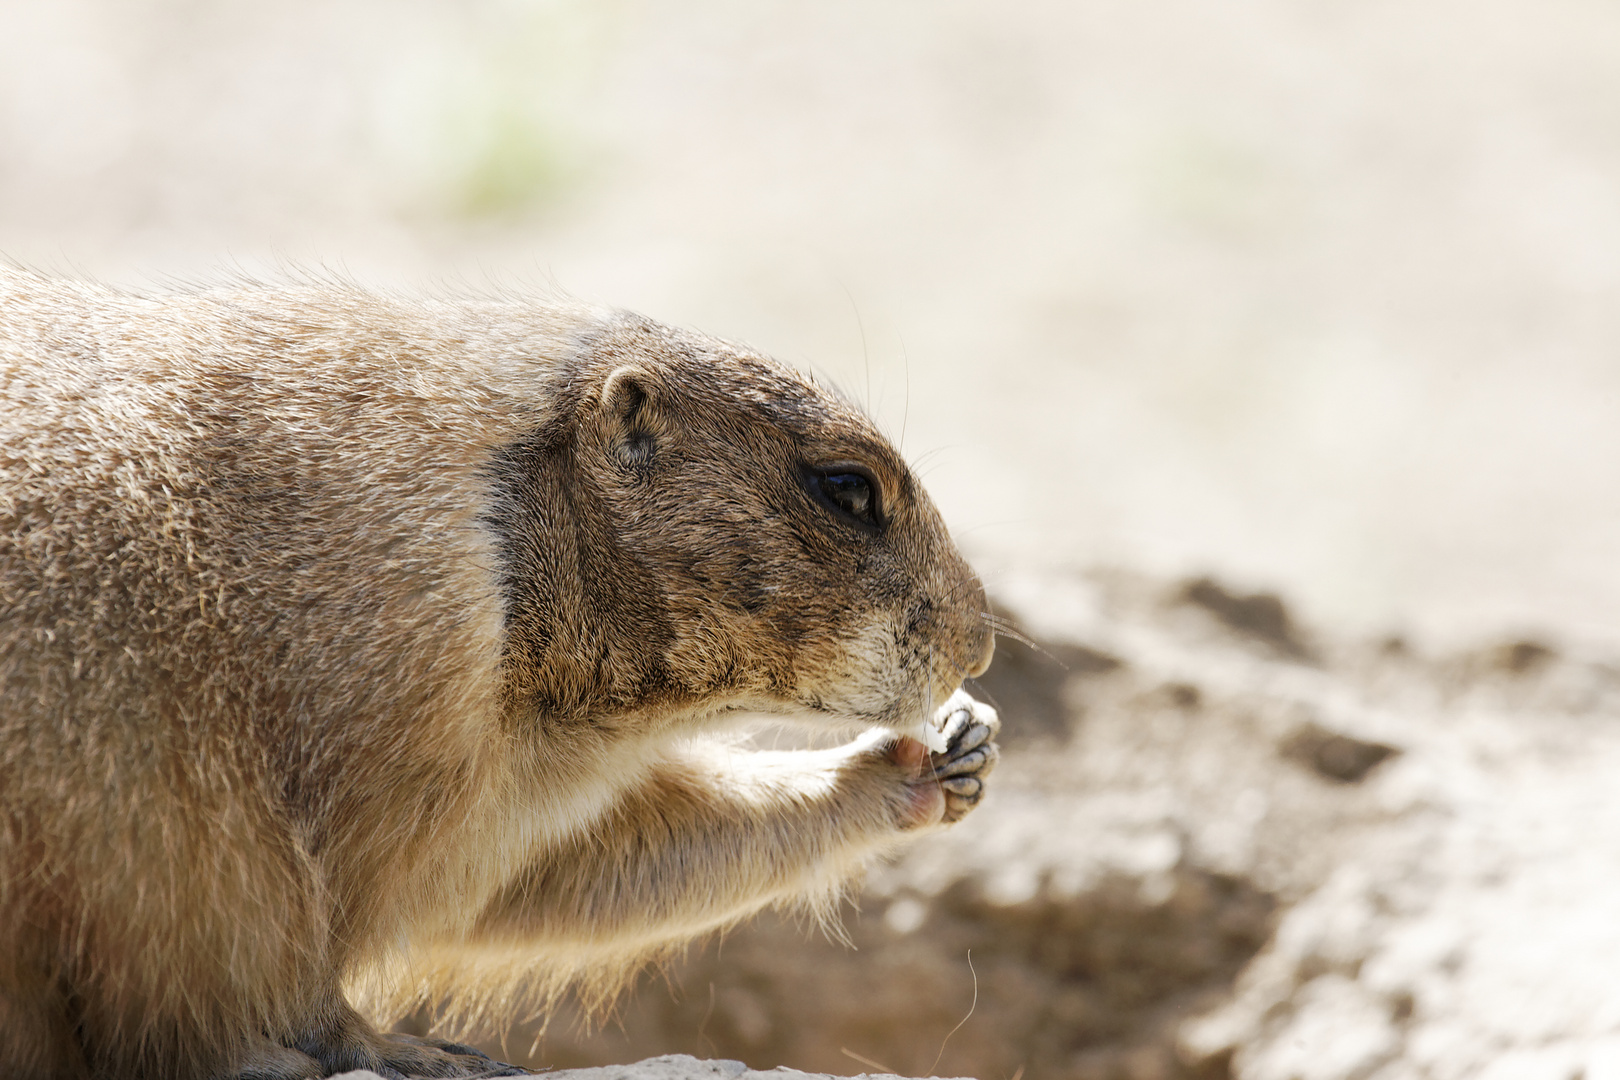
<box><xmin>808</xmin><ymin>467</ymin><xmax>883</xmax><ymax>529</ymax></box>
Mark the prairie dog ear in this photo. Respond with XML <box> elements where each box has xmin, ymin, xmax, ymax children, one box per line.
<box><xmin>601</xmin><ymin>365</ymin><xmax>653</xmax><ymax>426</ymax></box>
<box><xmin>599</xmin><ymin>365</ymin><xmax>659</xmax><ymax>469</ymax></box>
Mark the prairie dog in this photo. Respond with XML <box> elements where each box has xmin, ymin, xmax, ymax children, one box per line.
<box><xmin>0</xmin><ymin>268</ymin><xmax>999</xmax><ymax>1080</ymax></box>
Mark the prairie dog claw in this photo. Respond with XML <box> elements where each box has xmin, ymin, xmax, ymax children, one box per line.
<box><xmin>927</xmin><ymin>689</ymin><xmax>1000</xmax><ymax>824</ymax></box>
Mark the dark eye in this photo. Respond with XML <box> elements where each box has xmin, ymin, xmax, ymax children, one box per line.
<box><xmin>808</xmin><ymin>467</ymin><xmax>883</xmax><ymax>529</ymax></box>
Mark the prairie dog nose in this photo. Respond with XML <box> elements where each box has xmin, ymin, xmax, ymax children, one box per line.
<box><xmin>965</xmin><ymin>624</ymin><xmax>995</xmax><ymax>678</ymax></box>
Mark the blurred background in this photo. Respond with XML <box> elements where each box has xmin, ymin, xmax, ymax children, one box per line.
<box><xmin>6</xmin><ymin>0</ymin><xmax>1619</xmax><ymax>653</ymax></box>
<box><xmin>7</xmin><ymin>3</ymin><xmax>1620</xmax><ymax>1078</ymax></box>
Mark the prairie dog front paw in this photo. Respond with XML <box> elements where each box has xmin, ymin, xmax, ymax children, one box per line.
<box><xmin>928</xmin><ymin>689</ymin><xmax>1000</xmax><ymax>824</ymax></box>
<box><xmin>877</xmin><ymin>689</ymin><xmax>1001</xmax><ymax>829</ymax></box>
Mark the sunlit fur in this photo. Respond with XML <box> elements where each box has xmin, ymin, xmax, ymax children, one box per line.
<box><xmin>0</xmin><ymin>268</ymin><xmax>993</xmax><ymax>1079</ymax></box>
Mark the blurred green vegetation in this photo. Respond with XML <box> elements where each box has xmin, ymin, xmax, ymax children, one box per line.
<box><xmin>450</xmin><ymin>99</ymin><xmax>579</xmax><ymax>218</ymax></box>
<box><xmin>379</xmin><ymin>0</ymin><xmax>614</xmax><ymax>222</ymax></box>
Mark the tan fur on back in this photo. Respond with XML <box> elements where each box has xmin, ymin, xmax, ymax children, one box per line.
<box><xmin>0</xmin><ymin>268</ymin><xmax>996</xmax><ymax>1080</ymax></box>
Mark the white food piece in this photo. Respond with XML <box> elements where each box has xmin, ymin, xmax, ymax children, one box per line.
<box><xmin>897</xmin><ymin>714</ymin><xmax>950</xmax><ymax>754</ymax></box>
<box><xmin>892</xmin><ymin>689</ymin><xmax>982</xmax><ymax>754</ymax></box>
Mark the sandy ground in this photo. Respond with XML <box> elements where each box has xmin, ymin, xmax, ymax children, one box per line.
<box><xmin>4</xmin><ymin>3</ymin><xmax>1620</xmax><ymax>1077</ymax></box>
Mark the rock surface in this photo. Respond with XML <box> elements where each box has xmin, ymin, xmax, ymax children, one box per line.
<box><xmin>331</xmin><ymin>1053</ymin><xmax>958</xmax><ymax>1080</ymax></box>
<box><xmin>442</xmin><ymin>569</ymin><xmax>1620</xmax><ymax>1080</ymax></box>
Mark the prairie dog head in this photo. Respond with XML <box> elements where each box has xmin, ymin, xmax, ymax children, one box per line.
<box><xmin>486</xmin><ymin>313</ymin><xmax>992</xmax><ymax>738</ymax></box>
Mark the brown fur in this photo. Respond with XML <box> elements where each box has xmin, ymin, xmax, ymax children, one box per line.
<box><xmin>0</xmin><ymin>268</ymin><xmax>996</xmax><ymax>1079</ymax></box>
